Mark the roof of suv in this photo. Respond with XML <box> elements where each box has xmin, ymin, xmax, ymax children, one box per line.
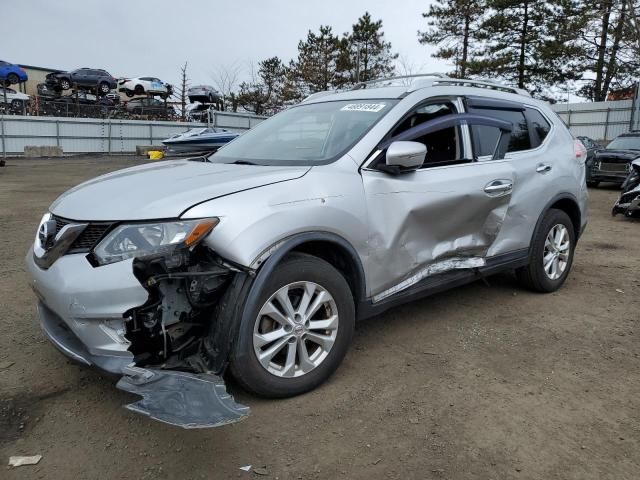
<box><xmin>301</xmin><ymin>74</ymin><xmax>533</xmax><ymax>105</ymax></box>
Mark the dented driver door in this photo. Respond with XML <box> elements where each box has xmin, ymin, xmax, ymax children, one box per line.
<box><xmin>362</xmin><ymin>157</ymin><xmax>515</xmax><ymax>302</ymax></box>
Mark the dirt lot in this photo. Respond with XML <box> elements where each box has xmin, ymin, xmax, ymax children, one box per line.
<box><xmin>1</xmin><ymin>156</ymin><xmax>639</xmax><ymax>480</ymax></box>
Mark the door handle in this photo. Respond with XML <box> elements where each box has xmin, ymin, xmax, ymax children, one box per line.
<box><xmin>536</xmin><ymin>163</ymin><xmax>552</xmax><ymax>173</ymax></box>
<box><xmin>484</xmin><ymin>180</ymin><xmax>513</xmax><ymax>196</ymax></box>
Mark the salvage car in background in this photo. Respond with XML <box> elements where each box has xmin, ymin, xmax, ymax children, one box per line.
<box><xmin>125</xmin><ymin>97</ymin><xmax>173</xmax><ymax>115</ymax></box>
<box><xmin>0</xmin><ymin>60</ymin><xmax>28</xmax><ymax>85</ymax></box>
<box><xmin>188</xmin><ymin>85</ymin><xmax>221</xmax><ymax>104</ymax></box>
<box><xmin>46</xmin><ymin>68</ymin><xmax>118</xmax><ymax>94</ymax></box>
<box><xmin>26</xmin><ymin>75</ymin><xmax>588</xmax><ymax>428</ymax></box>
<box><xmin>119</xmin><ymin>77</ymin><xmax>172</xmax><ymax>98</ymax></box>
<box><xmin>0</xmin><ymin>86</ymin><xmax>30</xmax><ymax>110</ymax></box>
<box><xmin>578</xmin><ymin>136</ymin><xmax>604</xmax><ymax>187</ymax></box>
<box><xmin>588</xmin><ymin>132</ymin><xmax>640</xmax><ymax>187</ymax></box>
<box><xmin>612</xmin><ymin>159</ymin><xmax>640</xmax><ymax>218</ymax></box>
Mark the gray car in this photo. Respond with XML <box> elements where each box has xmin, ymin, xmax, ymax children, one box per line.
<box><xmin>26</xmin><ymin>75</ymin><xmax>588</xmax><ymax>428</ymax></box>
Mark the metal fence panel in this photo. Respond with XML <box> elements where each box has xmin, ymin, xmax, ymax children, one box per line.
<box><xmin>0</xmin><ymin>112</ymin><xmax>265</xmax><ymax>156</ymax></box>
<box><xmin>551</xmin><ymin>99</ymin><xmax>636</xmax><ymax>141</ymax></box>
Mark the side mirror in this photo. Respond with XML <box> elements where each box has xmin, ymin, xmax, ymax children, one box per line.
<box><xmin>385</xmin><ymin>141</ymin><xmax>426</xmax><ymax>173</ymax></box>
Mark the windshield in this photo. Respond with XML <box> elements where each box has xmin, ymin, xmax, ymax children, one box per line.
<box><xmin>607</xmin><ymin>136</ymin><xmax>640</xmax><ymax>151</ymax></box>
<box><xmin>210</xmin><ymin>99</ymin><xmax>397</xmax><ymax>165</ymax></box>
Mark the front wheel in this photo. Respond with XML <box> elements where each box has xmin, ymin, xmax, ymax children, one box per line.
<box><xmin>6</xmin><ymin>73</ymin><xmax>19</xmax><ymax>85</ymax></box>
<box><xmin>230</xmin><ymin>253</ymin><xmax>355</xmax><ymax>398</ymax></box>
<box><xmin>99</xmin><ymin>82</ymin><xmax>110</xmax><ymax>94</ymax></box>
<box><xmin>60</xmin><ymin>78</ymin><xmax>71</xmax><ymax>90</ymax></box>
<box><xmin>517</xmin><ymin>209</ymin><xmax>576</xmax><ymax>293</ymax></box>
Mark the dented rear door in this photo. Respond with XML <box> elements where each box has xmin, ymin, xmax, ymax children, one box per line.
<box><xmin>362</xmin><ymin>159</ymin><xmax>514</xmax><ymax>300</ymax></box>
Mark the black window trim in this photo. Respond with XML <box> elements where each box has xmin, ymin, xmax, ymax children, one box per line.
<box><xmin>364</xmin><ymin>95</ymin><xmax>469</xmax><ymax>171</ymax></box>
<box><xmin>464</xmin><ymin>97</ymin><xmax>554</xmax><ymax>158</ymax></box>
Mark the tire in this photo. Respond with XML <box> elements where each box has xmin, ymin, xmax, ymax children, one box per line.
<box><xmin>125</xmin><ymin>90</ymin><xmax>134</xmax><ymax>98</ymax></box>
<box><xmin>6</xmin><ymin>73</ymin><xmax>19</xmax><ymax>85</ymax></box>
<box><xmin>60</xmin><ymin>78</ymin><xmax>71</xmax><ymax>90</ymax></box>
<box><xmin>230</xmin><ymin>253</ymin><xmax>355</xmax><ymax>398</ymax></box>
<box><xmin>99</xmin><ymin>82</ymin><xmax>110</xmax><ymax>94</ymax></box>
<box><xmin>516</xmin><ymin>209</ymin><xmax>576</xmax><ymax>293</ymax></box>
<box><xmin>586</xmin><ymin>180</ymin><xmax>599</xmax><ymax>188</ymax></box>
<box><xmin>134</xmin><ymin>84</ymin><xmax>144</xmax><ymax>95</ymax></box>
<box><xmin>10</xmin><ymin>99</ymin><xmax>22</xmax><ymax>110</ymax></box>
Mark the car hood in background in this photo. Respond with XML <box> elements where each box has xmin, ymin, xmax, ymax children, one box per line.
<box><xmin>49</xmin><ymin>159</ymin><xmax>310</xmax><ymax>221</ymax></box>
<box><xmin>595</xmin><ymin>149</ymin><xmax>640</xmax><ymax>163</ymax></box>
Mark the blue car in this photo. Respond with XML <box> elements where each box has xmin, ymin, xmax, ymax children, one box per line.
<box><xmin>0</xmin><ymin>60</ymin><xmax>28</xmax><ymax>85</ymax></box>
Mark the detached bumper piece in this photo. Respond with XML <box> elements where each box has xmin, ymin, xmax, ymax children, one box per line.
<box><xmin>116</xmin><ymin>366</ymin><xmax>249</xmax><ymax>429</ymax></box>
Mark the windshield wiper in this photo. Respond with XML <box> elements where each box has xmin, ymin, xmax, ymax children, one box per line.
<box><xmin>228</xmin><ymin>160</ymin><xmax>258</xmax><ymax>166</ymax></box>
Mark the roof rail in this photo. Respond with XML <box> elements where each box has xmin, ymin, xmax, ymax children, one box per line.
<box><xmin>352</xmin><ymin>73</ymin><xmax>530</xmax><ymax>97</ymax></box>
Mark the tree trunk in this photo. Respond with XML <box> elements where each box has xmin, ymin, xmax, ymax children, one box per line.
<box><xmin>518</xmin><ymin>0</ymin><xmax>530</xmax><ymax>89</ymax></box>
<box><xmin>602</xmin><ymin>2</ymin><xmax>627</xmax><ymax>100</ymax></box>
<box><xmin>594</xmin><ymin>1</ymin><xmax>613</xmax><ymax>101</ymax></box>
<box><xmin>461</xmin><ymin>14</ymin><xmax>470</xmax><ymax>78</ymax></box>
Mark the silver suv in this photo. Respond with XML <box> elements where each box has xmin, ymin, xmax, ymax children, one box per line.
<box><xmin>26</xmin><ymin>75</ymin><xmax>589</xmax><ymax>427</ymax></box>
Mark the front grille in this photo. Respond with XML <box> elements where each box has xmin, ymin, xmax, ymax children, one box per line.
<box><xmin>51</xmin><ymin>215</ymin><xmax>114</xmax><ymax>254</ymax></box>
<box><xmin>600</xmin><ymin>162</ymin><xmax>629</xmax><ymax>173</ymax></box>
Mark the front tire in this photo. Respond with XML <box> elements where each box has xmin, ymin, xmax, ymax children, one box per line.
<box><xmin>60</xmin><ymin>78</ymin><xmax>71</xmax><ymax>90</ymax></box>
<box><xmin>230</xmin><ymin>253</ymin><xmax>355</xmax><ymax>398</ymax></box>
<box><xmin>6</xmin><ymin>73</ymin><xmax>19</xmax><ymax>85</ymax></box>
<box><xmin>517</xmin><ymin>209</ymin><xmax>576</xmax><ymax>293</ymax></box>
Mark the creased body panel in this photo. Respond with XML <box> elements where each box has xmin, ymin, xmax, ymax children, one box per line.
<box><xmin>182</xmin><ymin>158</ymin><xmax>369</xmax><ymax>271</ymax></box>
<box><xmin>362</xmin><ymin>160</ymin><xmax>514</xmax><ymax>297</ymax></box>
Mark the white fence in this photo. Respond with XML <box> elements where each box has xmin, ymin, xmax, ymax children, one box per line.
<box><xmin>0</xmin><ymin>111</ymin><xmax>265</xmax><ymax>156</ymax></box>
<box><xmin>551</xmin><ymin>96</ymin><xmax>640</xmax><ymax>142</ymax></box>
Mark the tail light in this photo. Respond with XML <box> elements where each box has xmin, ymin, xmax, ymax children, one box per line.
<box><xmin>574</xmin><ymin>139</ymin><xmax>587</xmax><ymax>164</ymax></box>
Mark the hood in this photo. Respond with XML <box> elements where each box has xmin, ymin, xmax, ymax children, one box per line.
<box><xmin>595</xmin><ymin>149</ymin><xmax>640</xmax><ymax>163</ymax></box>
<box><xmin>50</xmin><ymin>159</ymin><xmax>310</xmax><ymax>221</ymax></box>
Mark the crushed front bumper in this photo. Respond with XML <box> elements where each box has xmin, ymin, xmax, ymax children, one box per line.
<box><xmin>26</xmin><ymin>245</ymin><xmax>249</xmax><ymax>428</ymax></box>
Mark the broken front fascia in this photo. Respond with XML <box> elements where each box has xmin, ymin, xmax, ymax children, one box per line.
<box><xmin>116</xmin><ymin>246</ymin><xmax>253</xmax><ymax>428</ymax></box>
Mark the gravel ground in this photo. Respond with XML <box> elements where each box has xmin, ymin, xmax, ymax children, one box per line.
<box><xmin>1</xmin><ymin>156</ymin><xmax>639</xmax><ymax>480</ymax></box>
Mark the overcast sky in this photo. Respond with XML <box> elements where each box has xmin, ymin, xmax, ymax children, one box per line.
<box><xmin>6</xmin><ymin>0</ymin><xmax>447</xmax><ymax>87</ymax></box>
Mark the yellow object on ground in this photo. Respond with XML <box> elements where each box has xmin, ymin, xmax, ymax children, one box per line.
<box><xmin>148</xmin><ymin>150</ymin><xmax>164</xmax><ymax>160</ymax></box>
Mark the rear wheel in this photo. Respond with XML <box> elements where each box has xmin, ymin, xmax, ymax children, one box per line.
<box><xmin>134</xmin><ymin>84</ymin><xmax>144</xmax><ymax>95</ymax></box>
<box><xmin>517</xmin><ymin>209</ymin><xmax>576</xmax><ymax>293</ymax></box>
<box><xmin>99</xmin><ymin>82</ymin><xmax>110</xmax><ymax>94</ymax></box>
<box><xmin>230</xmin><ymin>253</ymin><xmax>355</xmax><ymax>398</ymax></box>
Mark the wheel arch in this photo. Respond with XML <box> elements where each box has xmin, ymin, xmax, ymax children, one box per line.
<box><xmin>535</xmin><ymin>193</ymin><xmax>582</xmax><ymax>241</ymax></box>
<box><xmin>253</xmin><ymin>232</ymin><xmax>366</xmax><ymax>305</ymax></box>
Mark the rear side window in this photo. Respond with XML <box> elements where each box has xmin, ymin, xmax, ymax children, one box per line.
<box><xmin>468</xmin><ymin>107</ymin><xmax>531</xmax><ymax>157</ymax></box>
<box><xmin>526</xmin><ymin>108</ymin><xmax>551</xmax><ymax>146</ymax></box>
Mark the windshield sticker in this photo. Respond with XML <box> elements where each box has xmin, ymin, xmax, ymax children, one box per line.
<box><xmin>341</xmin><ymin>103</ymin><xmax>386</xmax><ymax>113</ymax></box>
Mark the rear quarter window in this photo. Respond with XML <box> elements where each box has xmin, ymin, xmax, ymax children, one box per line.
<box><xmin>526</xmin><ymin>108</ymin><xmax>551</xmax><ymax>146</ymax></box>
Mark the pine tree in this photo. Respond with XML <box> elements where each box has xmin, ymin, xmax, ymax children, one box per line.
<box><xmin>237</xmin><ymin>57</ymin><xmax>287</xmax><ymax>115</ymax></box>
<box><xmin>340</xmin><ymin>12</ymin><xmax>398</xmax><ymax>84</ymax></box>
<box><xmin>295</xmin><ymin>26</ymin><xmax>342</xmax><ymax>92</ymax></box>
<box><xmin>578</xmin><ymin>0</ymin><xmax>639</xmax><ymax>101</ymax></box>
<box><xmin>470</xmin><ymin>0</ymin><xmax>586</xmax><ymax>98</ymax></box>
<box><xmin>418</xmin><ymin>0</ymin><xmax>485</xmax><ymax>78</ymax></box>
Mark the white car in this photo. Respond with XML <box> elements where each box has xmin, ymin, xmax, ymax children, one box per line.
<box><xmin>118</xmin><ymin>77</ymin><xmax>172</xmax><ymax>98</ymax></box>
<box><xmin>0</xmin><ymin>86</ymin><xmax>29</xmax><ymax>109</ymax></box>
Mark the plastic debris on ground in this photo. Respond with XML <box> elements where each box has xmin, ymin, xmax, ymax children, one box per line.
<box><xmin>8</xmin><ymin>455</ymin><xmax>43</xmax><ymax>467</ymax></box>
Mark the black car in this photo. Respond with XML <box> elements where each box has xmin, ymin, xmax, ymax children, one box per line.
<box><xmin>46</xmin><ymin>68</ymin><xmax>117</xmax><ymax>95</ymax></box>
<box><xmin>125</xmin><ymin>97</ymin><xmax>174</xmax><ymax>115</ymax></box>
<box><xmin>588</xmin><ymin>132</ymin><xmax>640</xmax><ymax>187</ymax></box>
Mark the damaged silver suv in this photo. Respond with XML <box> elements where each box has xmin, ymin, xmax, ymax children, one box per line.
<box><xmin>26</xmin><ymin>74</ymin><xmax>588</xmax><ymax>428</ymax></box>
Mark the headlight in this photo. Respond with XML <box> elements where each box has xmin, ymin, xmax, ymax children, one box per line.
<box><xmin>93</xmin><ymin>218</ymin><xmax>218</xmax><ymax>266</ymax></box>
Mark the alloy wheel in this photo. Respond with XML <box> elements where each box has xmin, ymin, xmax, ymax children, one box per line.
<box><xmin>253</xmin><ymin>281</ymin><xmax>339</xmax><ymax>378</ymax></box>
<box><xmin>543</xmin><ymin>224</ymin><xmax>571</xmax><ymax>280</ymax></box>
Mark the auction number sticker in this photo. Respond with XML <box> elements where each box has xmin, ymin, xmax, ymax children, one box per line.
<box><xmin>340</xmin><ymin>103</ymin><xmax>386</xmax><ymax>113</ymax></box>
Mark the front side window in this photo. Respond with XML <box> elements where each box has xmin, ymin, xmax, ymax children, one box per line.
<box><xmin>382</xmin><ymin>101</ymin><xmax>464</xmax><ymax>168</ymax></box>
<box><xmin>210</xmin><ymin>99</ymin><xmax>398</xmax><ymax>166</ymax></box>
<box><xmin>469</xmin><ymin>107</ymin><xmax>531</xmax><ymax>157</ymax></box>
